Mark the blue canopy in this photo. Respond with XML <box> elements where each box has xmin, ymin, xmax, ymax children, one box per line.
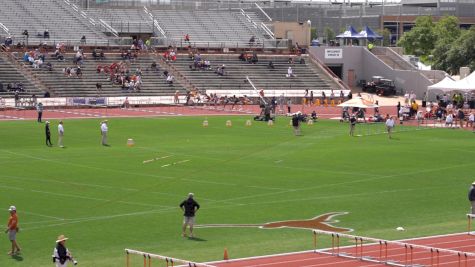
<box><xmin>336</xmin><ymin>26</ymin><xmax>362</xmax><ymax>39</ymax></box>
<box><xmin>358</xmin><ymin>26</ymin><xmax>383</xmax><ymax>40</ymax></box>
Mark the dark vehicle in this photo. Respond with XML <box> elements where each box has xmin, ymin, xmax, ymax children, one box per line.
<box><xmin>362</xmin><ymin>76</ymin><xmax>396</xmax><ymax>96</ymax></box>
<box><xmin>375</xmin><ymin>79</ymin><xmax>396</xmax><ymax>96</ymax></box>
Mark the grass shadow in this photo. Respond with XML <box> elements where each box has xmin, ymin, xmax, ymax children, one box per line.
<box><xmin>11</xmin><ymin>254</ymin><xmax>24</xmax><ymax>261</ymax></box>
<box><xmin>188</xmin><ymin>237</ymin><xmax>207</xmax><ymax>242</ymax></box>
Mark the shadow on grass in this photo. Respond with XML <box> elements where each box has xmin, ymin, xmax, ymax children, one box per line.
<box><xmin>188</xmin><ymin>237</ymin><xmax>206</xmax><ymax>242</ymax></box>
<box><xmin>11</xmin><ymin>254</ymin><xmax>24</xmax><ymax>261</ymax></box>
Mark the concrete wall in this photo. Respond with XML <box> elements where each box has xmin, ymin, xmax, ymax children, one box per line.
<box><xmin>273</xmin><ymin>21</ymin><xmax>311</xmax><ymax>48</ymax></box>
<box><xmin>310</xmin><ymin>46</ymin><xmax>433</xmax><ymax>98</ymax></box>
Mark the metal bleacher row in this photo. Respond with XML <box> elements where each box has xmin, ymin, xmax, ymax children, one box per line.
<box><xmin>151</xmin><ymin>10</ymin><xmax>266</xmax><ymax>46</ymax></box>
<box><xmin>17</xmin><ymin>53</ymin><xmax>184</xmax><ymax>97</ymax></box>
<box><xmin>0</xmin><ymin>0</ymin><xmax>108</xmax><ymax>45</ymax></box>
<box><xmin>0</xmin><ymin>57</ymin><xmax>42</xmax><ymax>98</ymax></box>
<box><xmin>170</xmin><ymin>54</ymin><xmax>339</xmax><ymax>94</ymax></box>
<box><xmin>0</xmin><ymin>51</ymin><xmax>343</xmax><ymax>98</ymax></box>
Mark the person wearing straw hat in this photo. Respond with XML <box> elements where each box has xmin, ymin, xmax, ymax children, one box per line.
<box><xmin>180</xmin><ymin>193</ymin><xmax>200</xmax><ymax>238</ymax></box>
<box><xmin>100</xmin><ymin>120</ymin><xmax>109</xmax><ymax>146</ymax></box>
<box><xmin>45</xmin><ymin>121</ymin><xmax>53</xmax><ymax>147</ymax></box>
<box><xmin>468</xmin><ymin>182</ymin><xmax>475</xmax><ymax>214</ymax></box>
<box><xmin>5</xmin><ymin>206</ymin><xmax>21</xmax><ymax>256</ymax></box>
<box><xmin>53</xmin><ymin>235</ymin><xmax>77</xmax><ymax>266</ymax></box>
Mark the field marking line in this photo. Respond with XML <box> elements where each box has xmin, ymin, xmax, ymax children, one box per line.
<box><xmin>21</xmin><ymin>210</ymin><xmax>65</xmax><ymax>221</ymax></box>
<box><xmin>161</xmin><ymin>164</ymin><xmax>171</xmax><ymax>167</ymax></box>
<box><xmin>0</xmin><ymin>149</ymin><xmax>178</xmax><ymax>181</ymax></box>
<box><xmin>0</xmin><ymin>184</ymin><xmax>174</xmax><ymax>209</ymax></box>
<box><xmin>0</xmin><ymin>174</ymin><xmax>140</xmax><ymax>192</ymax></box>
<box><xmin>143</xmin><ymin>155</ymin><xmax>173</xmax><ymax>164</ymax></box>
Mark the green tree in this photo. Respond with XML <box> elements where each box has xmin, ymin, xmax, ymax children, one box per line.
<box><xmin>432</xmin><ymin>16</ymin><xmax>461</xmax><ymax>71</ymax></box>
<box><xmin>311</xmin><ymin>27</ymin><xmax>317</xmax><ymax>40</ymax></box>
<box><xmin>445</xmin><ymin>27</ymin><xmax>475</xmax><ymax>74</ymax></box>
<box><xmin>376</xmin><ymin>28</ymin><xmax>391</xmax><ymax>47</ymax></box>
<box><xmin>397</xmin><ymin>16</ymin><xmax>435</xmax><ymax>56</ymax></box>
<box><xmin>324</xmin><ymin>26</ymin><xmax>335</xmax><ymax>43</ymax></box>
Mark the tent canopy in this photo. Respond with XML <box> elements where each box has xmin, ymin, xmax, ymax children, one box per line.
<box><xmin>427</xmin><ymin>76</ymin><xmax>457</xmax><ymax>92</ymax></box>
<box><xmin>338</xmin><ymin>97</ymin><xmax>379</xmax><ymax>108</ymax></box>
<box><xmin>358</xmin><ymin>26</ymin><xmax>383</xmax><ymax>40</ymax></box>
<box><xmin>428</xmin><ymin>73</ymin><xmax>475</xmax><ymax>92</ymax></box>
<box><xmin>336</xmin><ymin>26</ymin><xmax>362</xmax><ymax>39</ymax></box>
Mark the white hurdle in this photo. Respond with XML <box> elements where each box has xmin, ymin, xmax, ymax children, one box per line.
<box><xmin>125</xmin><ymin>249</ymin><xmax>216</xmax><ymax>267</ymax></box>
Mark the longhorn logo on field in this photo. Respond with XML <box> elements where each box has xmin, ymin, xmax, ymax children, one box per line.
<box><xmin>195</xmin><ymin>212</ymin><xmax>352</xmax><ymax>232</ymax></box>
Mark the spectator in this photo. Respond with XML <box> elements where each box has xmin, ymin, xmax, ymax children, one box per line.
<box><xmin>268</xmin><ymin>61</ymin><xmax>275</xmax><ymax>70</ymax></box>
<box><xmin>80</xmin><ymin>35</ymin><xmax>86</xmax><ymax>44</ymax></box>
<box><xmin>249</xmin><ymin>35</ymin><xmax>256</xmax><ymax>46</ymax></box>
<box><xmin>184</xmin><ymin>34</ymin><xmax>190</xmax><ymax>43</ymax></box>
<box><xmin>286</xmin><ymin>67</ymin><xmax>295</xmax><ymax>78</ymax></box>
<box><xmin>166</xmin><ymin>74</ymin><xmax>174</xmax><ymax>85</ymax></box>
<box><xmin>43</xmin><ymin>29</ymin><xmax>50</xmax><ymax>39</ymax></box>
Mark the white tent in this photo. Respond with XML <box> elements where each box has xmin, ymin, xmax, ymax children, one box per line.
<box><xmin>428</xmin><ymin>72</ymin><xmax>475</xmax><ymax>92</ymax></box>
<box><xmin>338</xmin><ymin>97</ymin><xmax>379</xmax><ymax>108</ymax></box>
<box><xmin>427</xmin><ymin>76</ymin><xmax>458</xmax><ymax>92</ymax></box>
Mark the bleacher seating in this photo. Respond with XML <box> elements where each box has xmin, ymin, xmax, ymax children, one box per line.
<box><xmin>151</xmin><ymin>10</ymin><xmax>266</xmax><ymax>47</ymax></box>
<box><xmin>0</xmin><ymin>0</ymin><xmax>108</xmax><ymax>45</ymax></box>
<box><xmin>0</xmin><ymin>57</ymin><xmax>43</xmax><ymax>98</ymax></box>
<box><xmin>170</xmin><ymin>54</ymin><xmax>341</xmax><ymax>94</ymax></box>
<box><xmin>20</xmin><ymin>52</ymin><xmax>185</xmax><ymax>97</ymax></box>
<box><xmin>86</xmin><ymin>8</ymin><xmax>153</xmax><ymax>34</ymax></box>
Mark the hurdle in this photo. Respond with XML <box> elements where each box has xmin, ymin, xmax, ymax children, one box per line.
<box><xmin>312</xmin><ymin>230</ymin><xmax>475</xmax><ymax>267</ymax></box>
<box><xmin>467</xmin><ymin>214</ymin><xmax>475</xmax><ymax>235</ymax></box>
<box><xmin>125</xmin><ymin>249</ymin><xmax>216</xmax><ymax>267</ymax></box>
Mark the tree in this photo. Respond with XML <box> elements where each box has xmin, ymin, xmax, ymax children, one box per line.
<box><xmin>376</xmin><ymin>28</ymin><xmax>391</xmax><ymax>47</ymax></box>
<box><xmin>445</xmin><ymin>27</ymin><xmax>475</xmax><ymax>74</ymax></box>
<box><xmin>324</xmin><ymin>27</ymin><xmax>335</xmax><ymax>43</ymax></box>
<box><xmin>397</xmin><ymin>16</ymin><xmax>435</xmax><ymax>56</ymax></box>
<box><xmin>432</xmin><ymin>16</ymin><xmax>461</xmax><ymax>71</ymax></box>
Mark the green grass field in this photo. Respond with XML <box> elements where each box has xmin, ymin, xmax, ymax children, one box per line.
<box><xmin>0</xmin><ymin>116</ymin><xmax>474</xmax><ymax>266</ymax></box>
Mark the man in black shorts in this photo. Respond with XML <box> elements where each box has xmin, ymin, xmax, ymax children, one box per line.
<box><xmin>180</xmin><ymin>193</ymin><xmax>200</xmax><ymax>238</ymax></box>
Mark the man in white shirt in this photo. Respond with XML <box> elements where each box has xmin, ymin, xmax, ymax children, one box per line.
<box><xmin>100</xmin><ymin>120</ymin><xmax>109</xmax><ymax>146</ymax></box>
<box><xmin>385</xmin><ymin>116</ymin><xmax>395</xmax><ymax>139</ymax></box>
<box><xmin>287</xmin><ymin>67</ymin><xmax>295</xmax><ymax>78</ymax></box>
<box><xmin>58</xmin><ymin>121</ymin><xmax>65</xmax><ymax>148</ymax></box>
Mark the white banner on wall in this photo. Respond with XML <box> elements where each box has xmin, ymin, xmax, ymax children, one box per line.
<box><xmin>325</xmin><ymin>49</ymin><xmax>343</xmax><ymax>59</ymax></box>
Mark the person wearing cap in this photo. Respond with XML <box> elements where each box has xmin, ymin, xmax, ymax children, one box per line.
<box><xmin>5</xmin><ymin>206</ymin><xmax>21</xmax><ymax>256</ymax></box>
<box><xmin>58</xmin><ymin>121</ymin><xmax>65</xmax><ymax>148</ymax></box>
<box><xmin>100</xmin><ymin>120</ymin><xmax>109</xmax><ymax>146</ymax></box>
<box><xmin>53</xmin><ymin>235</ymin><xmax>76</xmax><ymax>266</ymax></box>
<box><xmin>45</xmin><ymin>121</ymin><xmax>52</xmax><ymax>147</ymax></box>
<box><xmin>179</xmin><ymin>193</ymin><xmax>200</xmax><ymax>238</ymax></box>
<box><xmin>468</xmin><ymin>182</ymin><xmax>475</xmax><ymax>214</ymax></box>
<box><xmin>36</xmin><ymin>102</ymin><xmax>44</xmax><ymax>123</ymax></box>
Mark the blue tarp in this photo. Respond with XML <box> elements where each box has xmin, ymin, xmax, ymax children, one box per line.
<box><xmin>358</xmin><ymin>26</ymin><xmax>383</xmax><ymax>40</ymax></box>
<box><xmin>336</xmin><ymin>26</ymin><xmax>362</xmax><ymax>39</ymax></box>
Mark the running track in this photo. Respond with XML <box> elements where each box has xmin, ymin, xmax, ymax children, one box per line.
<box><xmin>208</xmin><ymin>233</ymin><xmax>475</xmax><ymax>267</ymax></box>
<box><xmin>0</xmin><ymin>104</ymin><xmax>397</xmax><ymax>121</ymax></box>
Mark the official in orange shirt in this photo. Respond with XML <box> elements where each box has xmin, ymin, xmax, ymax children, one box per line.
<box><xmin>5</xmin><ymin>206</ymin><xmax>21</xmax><ymax>256</ymax></box>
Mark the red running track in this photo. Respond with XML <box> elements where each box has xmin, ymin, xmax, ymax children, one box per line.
<box><xmin>209</xmin><ymin>233</ymin><xmax>475</xmax><ymax>267</ymax></box>
<box><xmin>0</xmin><ymin>104</ymin><xmax>400</xmax><ymax>121</ymax></box>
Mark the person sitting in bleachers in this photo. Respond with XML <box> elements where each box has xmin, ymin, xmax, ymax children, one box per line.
<box><xmin>52</xmin><ymin>49</ymin><xmax>64</xmax><ymax>61</ymax></box>
<box><xmin>203</xmin><ymin>60</ymin><xmax>211</xmax><ymax>70</ymax></box>
<box><xmin>250</xmin><ymin>52</ymin><xmax>258</xmax><ymax>64</ymax></box>
<box><xmin>215</xmin><ymin>65</ymin><xmax>226</xmax><ymax>76</ymax></box>
<box><xmin>166</xmin><ymin>74</ymin><xmax>174</xmax><ymax>85</ymax></box>
<box><xmin>43</xmin><ymin>29</ymin><xmax>50</xmax><ymax>39</ymax></box>
<box><xmin>268</xmin><ymin>61</ymin><xmax>275</xmax><ymax>70</ymax></box>
<box><xmin>45</xmin><ymin>62</ymin><xmax>53</xmax><ymax>71</ymax></box>
<box><xmin>80</xmin><ymin>35</ymin><xmax>86</xmax><ymax>44</ymax></box>
<box><xmin>239</xmin><ymin>53</ymin><xmax>246</xmax><ymax>62</ymax></box>
<box><xmin>75</xmin><ymin>67</ymin><xmax>82</xmax><ymax>78</ymax></box>
<box><xmin>286</xmin><ymin>67</ymin><xmax>295</xmax><ymax>78</ymax></box>
<box><xmin>74</xmin><ymin>50</ymin><xmax>84</xmax><ymax>65</ymax></box>
<box><xmin>249</xmin><ymin>36</ymin><xmax>256</xmax><ymax>46</ymax></box>
<box><xmin>150</xmin><ymin>62</ymin><xmax>158</xmax><ymax>72</ymax></box>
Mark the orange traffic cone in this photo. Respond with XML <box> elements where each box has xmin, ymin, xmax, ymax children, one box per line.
<box><xmin>223</xmin><ymin>248</ymin><xmax>229</xmax><ymax>260</ymax></box>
